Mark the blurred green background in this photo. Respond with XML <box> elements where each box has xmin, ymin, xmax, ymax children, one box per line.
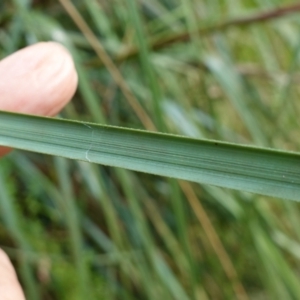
<box><xmin>1</xmin><ymin>0</ymin><xmax>300</xmax><ymax>299</ymax></box>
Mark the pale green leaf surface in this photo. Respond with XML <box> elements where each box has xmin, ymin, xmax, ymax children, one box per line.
<box><xmin>0</xmin><ymin>111</ymin><xmax>299</xmax><ymax>201</ymax></box>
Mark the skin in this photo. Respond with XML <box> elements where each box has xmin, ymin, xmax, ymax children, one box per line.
<box><xmin>0</xmin><ymin>42</ymin><xmax>78</xmax><ymax>299</ymax></box>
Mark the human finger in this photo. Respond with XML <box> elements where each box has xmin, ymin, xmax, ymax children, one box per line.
<box><xmin>0</xmin><ymin>42</ymin><xmax>78</xmax><ymax>156</ymax></box>
<box><xmin>0</xmin><ymin>249</ymin><xmax>25</xmax><ymax>300</ymax></box>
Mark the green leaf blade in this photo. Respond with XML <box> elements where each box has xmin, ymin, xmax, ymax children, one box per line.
<box><xmin>1</xmin><ymin>111</ymin><xmax>300</xmax><ymax>201</ymax></box>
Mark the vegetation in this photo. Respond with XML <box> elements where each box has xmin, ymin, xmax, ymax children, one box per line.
<box><xmin>1</xmin><ymin>0</ymin><xmax>300</xmax><ymax>299</ymax></box>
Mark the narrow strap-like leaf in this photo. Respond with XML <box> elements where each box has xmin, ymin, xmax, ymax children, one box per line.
<box><xmin>0</xmin><ymin>111</ymin><xmax>299</xmax><ymax>201</ymax></box>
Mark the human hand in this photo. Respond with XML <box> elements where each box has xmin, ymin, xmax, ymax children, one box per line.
<box><xmin>0</xmin><ymin>42</ymin><xmax>78</xmax><ymax>299</ymax></box>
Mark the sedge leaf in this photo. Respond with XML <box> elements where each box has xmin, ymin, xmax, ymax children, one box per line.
<box><xmin>0</xmin><ymin>111</ymin><xmax>299</xmax><ymax>201</ymax></box>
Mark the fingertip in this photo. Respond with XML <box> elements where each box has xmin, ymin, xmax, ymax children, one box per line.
<box><xmin>0</xmin><ymin>42</ymin><xmax>78</xmax><ymax>157</ymax></box>
<box><xmin>0</xmin><ymin>249</ymin><xmax>25</xmax><ymax>300</ymax></box>
<box><xmin>0</xmin><ymin>41</ymin><xmax>78</xmax><ymax>116</ymax></box>
<box><xmin>32</xmin><ymin>42</ymin><xmax>78</xmax><ymax>116</ymax></box>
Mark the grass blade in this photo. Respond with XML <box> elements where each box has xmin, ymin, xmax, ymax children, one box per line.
<box><xmin>0</xmin><ymin>111</ymin><xmax>299</xmax><ymax>201</ymax></box>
